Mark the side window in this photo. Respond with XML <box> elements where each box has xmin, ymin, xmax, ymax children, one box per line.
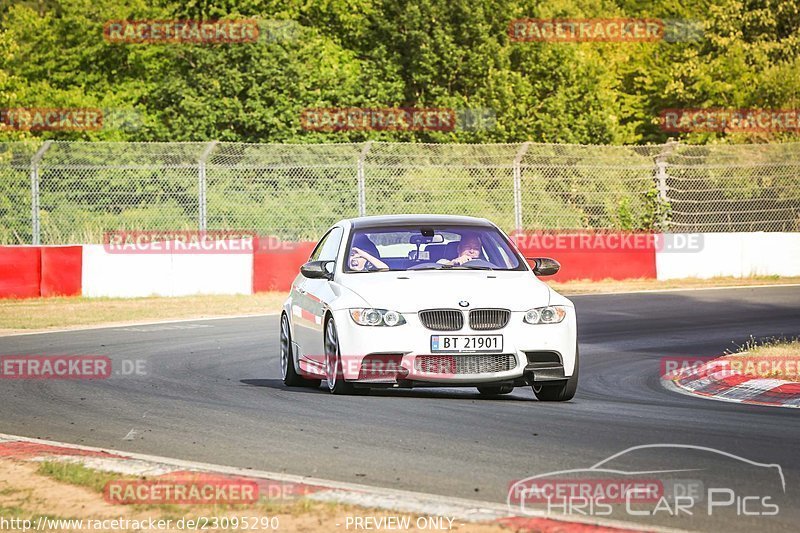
<box><xmin>310</xmin><ymin>227</ymin><xmax>343</xmax><ymax>262</ymax></box>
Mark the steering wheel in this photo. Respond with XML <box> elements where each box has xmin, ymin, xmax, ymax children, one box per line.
<box><xmin>407</xmin><ymin>262</ymin><xmax>443</xmax><ymax>270</ymax></box>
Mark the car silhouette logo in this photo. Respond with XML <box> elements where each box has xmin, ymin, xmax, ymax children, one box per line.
<box><xmin>459</xmin><ymin>301</ymin><xmax>469</xmax><ymax>307</ymax></box>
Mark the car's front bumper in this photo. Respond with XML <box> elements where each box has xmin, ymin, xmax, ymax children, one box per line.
<box><xmin>326</xmin><ymin>308</ymin><xmax>577</xmax><ymax>386</ymax></box>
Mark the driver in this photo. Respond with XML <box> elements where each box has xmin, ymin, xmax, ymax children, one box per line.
<box><xmin>437</xmin><ymin>232</ymin><xmax>482</xmax><ymax>266</ymax></box>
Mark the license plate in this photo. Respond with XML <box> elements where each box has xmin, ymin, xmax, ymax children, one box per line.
<box><xmin>430</xmin><ymin>335</ymin><xmax>503</xmax><ymax>353</ymax></box>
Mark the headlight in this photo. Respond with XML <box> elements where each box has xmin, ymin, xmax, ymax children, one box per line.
<box><xmin>523</xmin><ymin>305</ymin><xmax>567</xmax><ymax>324</ymax></box>
<box><xmin>349</xmin><ymin>308</ymin><xmax>406</xmax><ymax>327</ymax></box>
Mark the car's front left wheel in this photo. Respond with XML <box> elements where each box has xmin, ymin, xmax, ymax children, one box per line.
<box><xmin>532</xmin><ymin>343</ymin><xmax>579</xmax><ymax>402</ymax></box>
<box><xmin>281</xmin><ymin>313</ymin><xmax>320</xmax><ymax>388</ymax></box>
<box><xmin>324</xmin><ymin>317</ymin><xmax>355</xmax><ymax>395</ymax></box>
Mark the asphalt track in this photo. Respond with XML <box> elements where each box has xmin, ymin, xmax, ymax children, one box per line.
<box><xmin>1</xmin><ymin>286</ymin><xmax>799</xmax><ymax>532</ymax></box>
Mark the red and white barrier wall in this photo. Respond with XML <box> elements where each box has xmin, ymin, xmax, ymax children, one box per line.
<box><xmin>1</xmin><ymin>233</ymin><xmax>798</xmax><ymax>298</ymax></box>
<box><xmin>0</xmin><ymin>246</ymin><xmax>82</xmax><ymax>298</ymax></box>
<box><xmin>81</xmin><ymin>245</ymin><xmax>253</xmax><ymax>297</ymax></box>
<box><xmin>655</xmin><ymin>233</ymin><xmax>800</xmax><ymax>280</ymax></box>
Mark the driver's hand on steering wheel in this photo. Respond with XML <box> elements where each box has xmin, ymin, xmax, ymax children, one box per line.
<box><xmin>437</xmin><ymin>254</ymin><xmax>473</xmax><ymax>266</ymax></box>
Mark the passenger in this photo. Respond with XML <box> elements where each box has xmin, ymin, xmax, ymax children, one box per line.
<box><xmin>348</xmin><ymin>236</ymin><xmax>389</xmax><ymax>271</ymax></box>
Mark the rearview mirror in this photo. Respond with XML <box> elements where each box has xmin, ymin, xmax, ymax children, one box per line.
<box><xmin>410</xmin><ymin>233</ymin><xmax>445</xmax><ymax>246</ymax></box>
<box><xmin>300</xmin><ymin>260</ymin><xmax>334</xmax><ymax>280</ymax></box>
<box><xmin>527</xmin><ymin>257</ymin><xmax>560</xmax><ymax>276</ymax></box>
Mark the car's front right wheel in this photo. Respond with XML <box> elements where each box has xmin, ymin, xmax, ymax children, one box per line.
<box><xmin>532</xmin><ymin>344</ymin><xmax>579</xmax><ymax>402</ymax></box>
<box><xmin>324</xmin><ymin>317</ymin><xmax>355</xmax><ymax>395</ymax></box>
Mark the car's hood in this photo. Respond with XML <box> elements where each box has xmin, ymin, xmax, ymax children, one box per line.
<box><xmin>337</xmin><ymin>270</ymin><xmax>553</xmax><ymax>312</ymax></box>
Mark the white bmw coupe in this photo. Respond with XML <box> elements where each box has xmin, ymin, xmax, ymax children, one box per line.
<box><xmin>281</xmin><ymin>215</ymin><xmax>578</xmax><ymax>401</ymax></box>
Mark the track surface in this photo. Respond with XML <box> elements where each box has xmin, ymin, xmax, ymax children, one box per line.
<box><xmin>2</xmin><ymin>286</ymin><xmax>799</xmax><ymax>532</ymax></box>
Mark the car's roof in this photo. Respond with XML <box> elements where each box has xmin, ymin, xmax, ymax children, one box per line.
<box><xmin>346</xmin><ymin>214</ymin><xmax>494</xmax><ymax>229</ymax></box>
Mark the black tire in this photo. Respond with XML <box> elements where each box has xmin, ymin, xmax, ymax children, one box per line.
<box><xmin>324</xmin><ymin>317</ymin><xmax>355</xmax><ymax>395</ymax></box>
<box><xmin>281</xmin><ymin>313</ymin><xmax>320</xmax><ymax>388</ymax></box>
<box><xmin>532</xmin><ymin>344</ymin><xmax>579</xmax><ymax>402</ymax></box>
<box><xmin>477</xmin><ymin>385</ymin><xmax>514</xmax><ymax>396</ymax></box>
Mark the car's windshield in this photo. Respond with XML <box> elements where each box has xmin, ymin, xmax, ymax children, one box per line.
<box><xmin>344</xmin><ymin>225</ymin><xmax>524</xmax><ymax>272</ymax></box>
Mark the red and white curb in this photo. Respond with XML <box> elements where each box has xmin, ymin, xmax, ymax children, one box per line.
<box><xmin>663</xmin><ymin>359</ymin><xmax>800</xmax><ymax>408</ymax></box>
<box><xmin>0</xmin><ymin>433</ymin><xmax>682</xmax><ymax>532</ymax></box>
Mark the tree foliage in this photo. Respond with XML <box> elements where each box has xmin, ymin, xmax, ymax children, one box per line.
<box><xmin>1</xmin><ymin>0</ymin><xmax>799</xmax><ymax>144</ymax></box>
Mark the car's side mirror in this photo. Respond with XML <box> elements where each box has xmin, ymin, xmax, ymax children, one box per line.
<box><xmin>300</xmin><ymin>260</ymin><xmax>334</xmax><ymax>280</ymax></box>
<box><xmin>527</xmin><ymin>257</ymin><xmax>560</xmax><ymax>276</ymax></box>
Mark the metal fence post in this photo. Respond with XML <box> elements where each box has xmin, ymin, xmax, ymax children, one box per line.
<box><xmin>357</xmin><ymin>141</ymin><xmax>373</xmax><ymax>217</ymax></box>
<box><xmin>30</xmin><ymin>140</ymin><xmax>52</xmax><ymax>245</ymax></box>
<box><xmin>655</xmin><ymin>139</ymin><xmax>678</xmax><ymax>230</ymax></box>
<box><xmin>198</xmin><ymin>141</ymin><xmax>219</xmax><ymax>231</ymax></box>
<box><xmin>512</xmin><ymin>142</ymin><xmax>531</xmax><ymax>233</ymax></box>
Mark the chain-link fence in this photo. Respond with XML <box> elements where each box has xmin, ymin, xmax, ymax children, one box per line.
<box><xmin>2</xmin><ymin>140</ymin><xmax>798</xmax><ymax>245</ymax></box>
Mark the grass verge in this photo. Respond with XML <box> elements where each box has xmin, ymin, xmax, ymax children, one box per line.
<box><xmin>721</xmin><ymin>338</ymin><xmax>800</xmax><ymax>381</ymax></box>
<box><xmin>0</xmin><ymin>293</ymin><xmax>285</xmax><ymax>334</ymax></box>
<box><xmin>0</xmin><ymin>458</ymin><xmax>506</xmax><ymax>532</ymax></box>
<box><xmin>37</xmin><ymin>461</ymin><xmax>121</xmax><ymax>493</ymax></box>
